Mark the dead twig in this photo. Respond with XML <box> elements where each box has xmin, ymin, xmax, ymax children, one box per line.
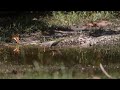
<box><xmin>100</xmin><ymin>63</ymin><xmax>114</xmax><ymax>79</ymax></box>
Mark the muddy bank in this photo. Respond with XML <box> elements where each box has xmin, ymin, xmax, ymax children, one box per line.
<box><xmin>2</xmin><ymin>20</ymin><xmax>120</xmax><ymax>48</ymax></box>
<box><xmin>15</xmin><ymin>20</ymin><xmax>120</xmax><ymax>48</ymax></box>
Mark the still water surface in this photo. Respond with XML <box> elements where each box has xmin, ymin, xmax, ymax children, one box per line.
<box><xmin>0</xmin><ymin>44</ymin><xmax>120</xmax><ymax>79</ymax></box>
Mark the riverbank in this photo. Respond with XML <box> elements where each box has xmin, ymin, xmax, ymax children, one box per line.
<box><xmin>1</xmin><ymin>19</ymin><xmax>120</xmax><ymax>49</ymax></box>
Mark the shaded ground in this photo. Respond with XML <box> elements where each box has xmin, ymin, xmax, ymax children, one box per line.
<box><xmin>1</xmin><ymin>14</ymin><xmax>120</xmax><ymax>48</ymax></box>
<box><xmin>12</xmin><ymin>19</ymin><xmax>120</xmax><ymax>48</ymax></box>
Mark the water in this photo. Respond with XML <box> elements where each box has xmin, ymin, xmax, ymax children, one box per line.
<box><xmin>0</xmin><ymin>44</ymin><xmax>120</xmax><ymax>79</ymax></box>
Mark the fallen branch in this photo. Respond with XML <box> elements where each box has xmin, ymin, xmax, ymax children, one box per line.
<box><xmin>100</xmin><ymin>63</ymin><xmax>114</xmax><ymax>79</ymax></box>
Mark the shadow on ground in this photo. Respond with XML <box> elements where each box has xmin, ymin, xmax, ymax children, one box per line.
<box><xmin>88</xmin><ymin>28</ymin><xmax>120</xmax><ymax>37</ymax></box>
<box><xmin>44</xmin><ymin>25</ymin><xmax>120</xmax><ymax>38</ymax></box>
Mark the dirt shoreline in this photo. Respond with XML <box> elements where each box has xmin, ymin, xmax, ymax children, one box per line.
<box><xmin>1</xmin><ymin>20</ymin><xmax>120</xmax><ymax>48</ymax></box>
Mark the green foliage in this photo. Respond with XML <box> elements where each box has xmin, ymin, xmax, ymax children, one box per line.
<box><xmin>46</xmin><ymin>11</ymin><xmax>115</xmax><ymax>27</ymax></box>
<box><xmin>0</xmin><ymin>11</ymin><xmax>119</xmax><ymax>42</ymax></box>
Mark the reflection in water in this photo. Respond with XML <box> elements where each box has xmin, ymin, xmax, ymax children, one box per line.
<box><xmin>0</xmin><ymin>44</ymin><xmax>120</xmax><ymax>79</ymax></box>
<box><xmin>13</xmin><ymin>45</ymin><xmax>20</xmax><ymax>54</ymax></box>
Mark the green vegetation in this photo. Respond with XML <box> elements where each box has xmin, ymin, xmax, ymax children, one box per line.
<box><xmin>46</xmin><ymin>11</ymin><xmax>115</xmax><ymax>27</ymax></box>
<box><xmin>0</xmin><ymin>11</ymin><xmax>119</xmax><ymax>42</ymax></box>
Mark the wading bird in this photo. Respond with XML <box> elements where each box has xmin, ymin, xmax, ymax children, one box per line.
<box><xmin>11</xmin><ymin>33</ymin><xmax>20</xmax><ymax>54</ymax></box>
<box><xmin>11</xmin><ymin>33</ymin><xmax>20</xmax><ymax>44</ymax></box>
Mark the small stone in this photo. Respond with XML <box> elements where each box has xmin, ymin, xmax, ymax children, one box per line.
<box><xmin>92</xmin><ymin>76</ymin><xmax>101</xmax><ymax>79</ymax></box>
<box><xmin>82</xmin><ymin>68</ymin><xmax>85</xmax><ymax>70</ymax></box>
